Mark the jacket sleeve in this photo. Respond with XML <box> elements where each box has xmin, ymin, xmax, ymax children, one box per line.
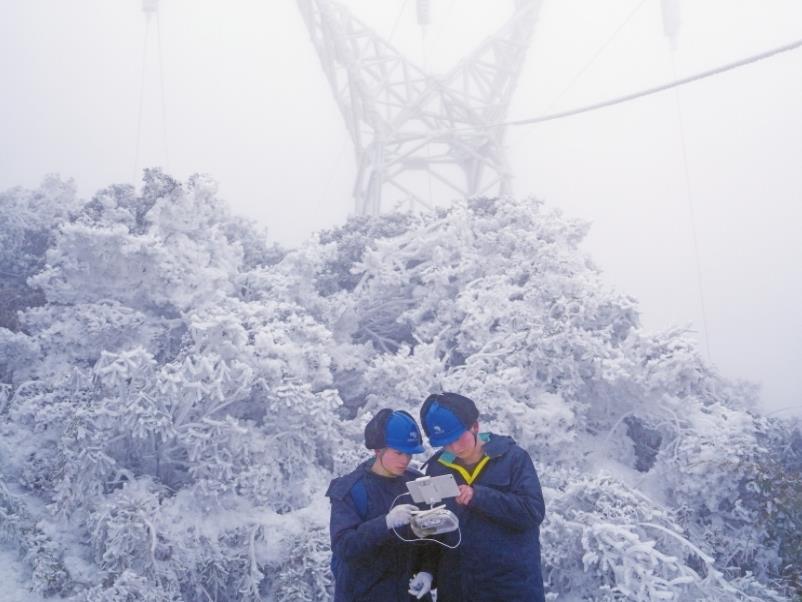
<box><xmin>329</xmin><ymin>492</ymin><xmax>393</xmax><ymax>562</ymax></box>
<box><xmin>468</xmin><ymin>449</ymin><xmax>545</xmax><ymax>532</ymax></box>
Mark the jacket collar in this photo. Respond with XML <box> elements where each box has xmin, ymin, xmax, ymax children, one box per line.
<box><xmin>431</xmin><ymin>432</ymin><xmax>515</xmax><ymax>465</ymax></box>
<box><xmin>480</xmin><ymin>433</ymin><xmax>516</xmax><ymax>459</ymax></box>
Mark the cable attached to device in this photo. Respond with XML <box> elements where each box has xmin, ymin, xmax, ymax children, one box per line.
<box><xmin>389</xmin><ymin>492</ymin><xmax>462</xmax><ymax>549</ymax></box>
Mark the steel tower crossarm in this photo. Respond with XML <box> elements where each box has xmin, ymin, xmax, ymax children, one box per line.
<box><xmin>297</xmin><ymin>0</ymin><xmax>542</xmax><ymax>215</ymax></box>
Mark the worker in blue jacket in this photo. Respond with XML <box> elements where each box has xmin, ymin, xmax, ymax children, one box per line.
<box><xmin>417</xmin><ymin>392</ymin><xmax>546</xmax><ymax>602</ymax></box>
<box><xmin>326</xmin><ymin>408</ymin><xmax>432</xmax><ymax>601</ymax></box>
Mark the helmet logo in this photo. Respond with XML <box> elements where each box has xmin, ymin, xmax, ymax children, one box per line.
<box><xmin>433</xmin><ymin>425</ymin><xmax>444</xmax><ymax>434</ymax></box>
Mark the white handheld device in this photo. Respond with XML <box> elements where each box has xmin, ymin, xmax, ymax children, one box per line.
<box><xmin>406</xmin><ymin>474</ymin><xmax>460</xmax><ymax>505</ymax></box>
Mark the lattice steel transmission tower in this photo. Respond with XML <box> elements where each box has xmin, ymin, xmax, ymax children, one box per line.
<box><xmin>297</xmin><ymin>0</ymin><xmax>542</xmax><ymax>215</ymax></box>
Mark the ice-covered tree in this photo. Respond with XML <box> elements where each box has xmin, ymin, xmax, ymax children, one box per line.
<box><xmin>306</xmin><ymin>196</ymin><xmax>798</xmax><ymax>600</ymax></box>
<box><xmin>0</xmin><ymin>172</ymin><xmax>344</xmax><ymax>600</ymax></box>
<box><xmin>0</xmin><ymin>177</ymin><xmax>798</xmax><ymax>600</ymax></box>
<box><xmin>0</xmin><ymin>175</ymin><xmax>79</xmax><ymax>332</ymax></box>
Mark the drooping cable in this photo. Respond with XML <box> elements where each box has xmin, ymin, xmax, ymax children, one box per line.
<box><xmin>156</xmin><ymin>9</ymin><xmax>170</xmax><ymax>170</ymax></box>
<box><xmin>388</xmin><ymin>0</ymin><xmax>412</xmax><ymax>45</ymax></box>
<box><xmin>421</xmin><ymin>25</ymin><xmax>434</xmax><ymax>209</ymax></box>
<box><xmin>389</xmin><ymin>492</ymin><xmax>462</xmax><ymax>549</ymax></box>
<box><xmin>509</xmin><ymin>0</ymin><xmax>650</xmax><ymax>151</ymax></box>
<box><xmin>472</xmin><ymin>36</ymin><xmax>802</xmax><ymax>132</ymax></box>
<box><xmin>547</xmin><ymin>0</ymin><xmax>650</xmax><ymax>113</ymax></box>
<box><xmin>133</xmin><ymin>16</ymin><xmax>152</xmax><ymax>184</ymax></box>
<box><xmin>670</xmin><ymin>51</ymin><xmax>713</xmax><ymax>362</ymax></box>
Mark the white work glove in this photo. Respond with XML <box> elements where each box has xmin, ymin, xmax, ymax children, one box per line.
<box><xmin>408</xmin><ymin>572</ymin><xmax>433</xmax><ymax>599</ymax></box>
<box><xmin>385</xmin><ymin>504</ymin><xmax>418</xmax><ymax>529</ymax></box>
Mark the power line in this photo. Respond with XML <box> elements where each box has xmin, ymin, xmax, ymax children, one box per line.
<box><xmin>509</xmin><ymin>0</ymin><xmax>650</xmax><ymax>152</ymax></box>
<box><xmin>487</xmin><ymin>36</ymin><xmax>802</xmax><ymax>131</ymax></box>
<box><xmin>544</xmin><ymin>0</ymin><xmax>650</xmax><ymax>112</ymax></box>
<box><xmin>388</xmin><ymin>0</ymin><xmax>411</xmax><ymax>43</ymax></box>
<box><xmin>670</xmin><ymin>51</ymin><xmax>713</xmax><ymax>363</ymax></box>
<box><xmin>133</xmin><ymin>4</ymin><xmax>170</xmax><ymax>183</ymax></box>
<box><xmin>133</xmin><ymin>18</ymin><xmax>151</xmax><ymax>183</ymax></box>
<box><xmin>156</xmin><ymin>10</ymin><xmax>169</xmax><ymax>171</ymax></box>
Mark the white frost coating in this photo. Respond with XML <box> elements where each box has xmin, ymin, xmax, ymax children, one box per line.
<box><xmin>297</xmin><ymin>0</ymin><xmax>543</xmax><ymax>215</ymax></box>
<box><xmin>661</xmin><ymin>0</ymin><xmax>681</xmax><ymax>50</ymax></box>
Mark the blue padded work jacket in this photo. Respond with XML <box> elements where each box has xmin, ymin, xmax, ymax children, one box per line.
<box><xmin>326</xmin><ymin>460</ymin><xmax>427</xmax><ymax>602</ymax></box>
<box><xmin>422</xmin><ymin>434</ymin><xmax>546</xmax><ymax>602</ymax></box>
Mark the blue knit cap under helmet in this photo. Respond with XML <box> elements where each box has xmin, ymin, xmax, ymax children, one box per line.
<box><xmin>420</xmin><ymin>392</ymin><xmax>479</xmax><ymax>447</ymax></box>
<box><xmin>364</xmin><ymin>409</ymin><xmax>425</xmax><ymax>454</ymax></box>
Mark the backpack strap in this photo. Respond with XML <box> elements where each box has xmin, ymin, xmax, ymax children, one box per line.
<box><xmin>349</xmin><ymin>478</ymin><xmax>368</xmax><ymax>520</ymax></box>
<box><xmin>329</xmin><ymin>475</ymin><xmax>369</xmax><ymax>579</ymax></box>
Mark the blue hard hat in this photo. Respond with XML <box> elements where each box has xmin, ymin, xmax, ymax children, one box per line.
<box><xmin>420</xmin><ymin>393</ymin><xmax>479</xmax><ymax>447</ymax></box>
<box><xmin>385</xmin><ymin>411</ymin><xmax>425</xmax><ymax>454</ymax></box>
<box><xmin>365</xmin><ymin>409</ymin><xmax>425</xmax><ymax>454</ymax></box>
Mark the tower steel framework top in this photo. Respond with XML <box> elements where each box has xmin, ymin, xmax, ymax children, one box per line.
<box><xmin>298</xmin><ymin>0</ymin><xmax>543</xmax><ymax>215</ymax></box>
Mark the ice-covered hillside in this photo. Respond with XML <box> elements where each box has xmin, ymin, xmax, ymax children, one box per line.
<box><xmin>1</xmin><ymin>171</ymin><xmax>800</xmax><ymax>600</ymax></box>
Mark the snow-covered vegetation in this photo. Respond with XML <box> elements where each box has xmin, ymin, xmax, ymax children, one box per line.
<box><xmin>1</xmin><ymin>171</ymin><xmax>800</xmax><ymax>600</ymax></box>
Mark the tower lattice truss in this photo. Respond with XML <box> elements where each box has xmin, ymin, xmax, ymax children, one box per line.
<box><xmin>298</xmin><ymin>0</ymin><xmax>542</xmax><ymax>215</ymax></box>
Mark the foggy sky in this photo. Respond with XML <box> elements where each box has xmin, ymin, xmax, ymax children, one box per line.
<box><xmin>1</xmin><ymin>0</ymin><xmax>800</xmax><ymax>415</ymax></box>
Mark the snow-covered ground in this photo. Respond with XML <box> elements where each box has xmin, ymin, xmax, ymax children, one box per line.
<box><xmin>0</xmin><ymin>545</ymin><xmax>43</xmax><ymax>602</ymax></box>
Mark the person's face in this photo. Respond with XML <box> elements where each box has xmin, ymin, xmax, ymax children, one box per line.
<box><xmin>444</xmin><ymin>423</ymin><xmax>480</xmax><ymax>460</ymax></box>
<box><xmin>376</xmin><ymin>448</ymin><xmax>412</xmax><ymax>476</ymax></box>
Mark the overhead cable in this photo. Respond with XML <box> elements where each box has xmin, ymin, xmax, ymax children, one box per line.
<box><xmin>509</xmin><ymin>0</ymin><xmax>649</xmax><ymax>150</ymax></box>
<box><xmin>545</xmin><ymin>0</ymin><xmax>650</xmax><ymax>112</ymax></box>
<box><xmin>486</xmin><ymin>36</ymin><xmax>802</xmax><ymax>130</ymax></box>
<box><xmin>133</xmin><ymin>19</ymin><xmax>152</xmax><ymax>183</ymax></box>
<box><xmin>156</xmin><ymin>10</ymin><xmax>169</xmax><ymax>170</ymax></box>
<box><xmin>670</xmin><ymin>51</ymin><xmax>713</xmax><ymax>363</ymax></box>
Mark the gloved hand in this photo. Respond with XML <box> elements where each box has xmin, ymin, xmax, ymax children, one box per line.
<box><xmin>385</xmin><ymin>504</ymin><xmax>418</xmax><ymax>529</ymax></box>
<box><xmin>408</xmin><ymin>572</ymin><xmax>433</xmax><ymax>599</ymax></box>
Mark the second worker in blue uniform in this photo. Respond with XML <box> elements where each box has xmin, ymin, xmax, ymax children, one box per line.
<box><xmin>418</xmin><ymin>392</ymin><xmax>547</xmax><ymax>602</ymax></box>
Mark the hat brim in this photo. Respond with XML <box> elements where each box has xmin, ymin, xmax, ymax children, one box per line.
<box><xmin>390</xmin><ymin>443</ymin><xmax>425</xmax><ymax>454</ymax></box>
<box><xmin>428</xmin><ymin>428</ymin><xmax>465</xmax><ymax>448</ymax></box>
